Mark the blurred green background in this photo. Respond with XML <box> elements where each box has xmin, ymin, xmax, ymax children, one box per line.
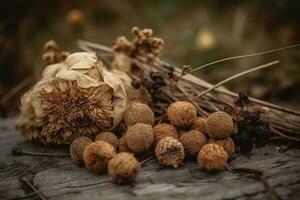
<box><xmin>1</xmin><ymin>0</ymin><xmax>300</xmax><ymax>116</ymax></box>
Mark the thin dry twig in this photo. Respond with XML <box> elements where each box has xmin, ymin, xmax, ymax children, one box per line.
<box><xmin>11</xmin><ymin>147</ymin><xmax>70</xmax><ymax>157</ymax></box>
<box><xmin>21</xmin><ymin>177</ymin><xmax>48</xmax><ymax>200</ymax></box>
<box><xmin>195</xmin><ymin>60</ymin><xmax>279</xmax><ymax>99</ymax></box>
<box><xmin>189</xmin><ymin>43</ymin><xmax>300</xmax><ymax>73</ymax></box>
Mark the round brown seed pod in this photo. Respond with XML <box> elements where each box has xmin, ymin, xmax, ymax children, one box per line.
<box><xmin>153</xmin><ymin>123</ymin><xmax>178</xmax><ymax>145</ymax></box>
<box><xmin>208</xmin><ymin>137</ymin><xmax>235</xmax><ymax>157</ymax></box>
<box><xmin>124</xmin><ymin>102</ymin><xmax>155</xmax><ymax>127</ymax></box>
<box><xmin>206</xmin><ymin>111</ymin><xmax>234</xmax><ymax>138</ymax></box>
<box><xmin>95</xmin><ymin>132</ymin><xmax>119</xmax><ymax>149</ymax></box>
<box><xmin>119</xmin><ymin>134</ymin><xmax>132</xmax><ymax>153</ymax></box>
<box><xmin>108</xmin><ymin>152</ymin><xmax>141</xmax><ymax>184</ymax></box>
<box><xmin>179</xmin><ymin>130</ymin><xmax>207</xmax><ymax>157</ymax></box>
<box><xmin>126</xmin><ymin>123</ymin><xmax>154</xmax><ymax>154</ymax></box>
<box><xmin>167</xmin><ymin>101</ymin><xmax>197</xmax><ymax>128</ymax></box>
<box><xmin>192</xmin><ymin>117</ymin><xmax>207</xmax><ymax>135</ymax></box>
<box><xmin>69</xmin><ymin>136</ymin><xmax>93</xmax><ymax>165</ymax></box>
<box><xmin>155</xmin><ymin>137</ymin><xmax>185</xmax><ymax>168</ymax></box>
<box><xmin>197</xmin><ymin>143</ymin><xmax>228</xmax><ymax>171</ymax></box>
<box><xmin>83</xmin><ymin>141</ymin><xmax>116</xmax><ymax>174</ymax></box>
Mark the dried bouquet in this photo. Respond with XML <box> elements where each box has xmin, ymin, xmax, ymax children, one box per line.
<box><xmin>16</xmin><ymin>27</ymin><xmax>300</xmax><ymax>186</ymax></box>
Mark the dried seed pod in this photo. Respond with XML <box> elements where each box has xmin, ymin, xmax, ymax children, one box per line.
<box><xmin>153</xmin><ymin>123</ymin><xmax>178</xmax><ymax>145</ymax></box>
<box><xmin>119</xmin><ymin>134</ymin><xmax>132</xmax><ymax>153</ymax></box>
<box><xmin>155</xmin><ymin>137</ymin><xmax>185</xmax><ymax>168</ymax></box>
<box><xmin>124</xmin><ymin>102</ymin><xmax>155</xmax><ymax>127</ymax></box>
<box><xmin>167</xmin><ymin>101</ymin><xmax>197</xmax><ymax>128</ymax></box>
<box><xmin>179</xmin><ymin>130</ymin><xmax>207</xmax><ymax>157</ymax></box>
<box><xmin>83</xmin><ymin>141</ymin><xmax>116</xmax><ymax>174</ymax></box>
<box><xmin>69</xmin><ymin>136</ymin><xmax>93</xmax><ymax>165</ymax></box>
<box><xmin>126</xmin><ymin>123</ymin><xmax>154</xmax><ymax>154</ymax></box>
<box><xmin>192</xmin><ymin>117</ymin><xmax>207</xmax><ymax>136</ymax></box>
<box><xmin>95</xmin><ymin>132</ymin><xmax>119</xmax><ymax>149</ymax></box>
<box><xmin>197</xmin><ymin>143</ymin><xmax>228</xmax><ymax>171</ymax></box>
<box><xmin>108</xmin><ymin>152</ymin><xmax>141</xmax><ymax>184</ymax></box>
<box><xmin>208</xmin><ymin>137</ymin><xmax>235</xmax><ymax>157</ymax></box>
<box><xmin>206</xmin><ymin>111</ymin><xmax>234</xmax><ymax>138</ymax></box>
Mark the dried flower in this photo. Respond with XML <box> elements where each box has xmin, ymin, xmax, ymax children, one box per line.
<box><xmin>83</xmin><ymin>141</ymin><xmax>116</xmax><ymax>174</ymax></box>
<box><xmin>206</xmin><ymin>111</ymin><xmax>234</xmax><ymax>139</ymax></box>
<box><xmin>16</xmin><ymin>52</ymin><xmax>127</xmax><ymax>144</ymax></box>
<box><xmin>155</xmin><ymin>137</ymin><xmax>185</xmax><ymax>168</ymax></box>
<box><xmin>95</xmin><ymin>132</ymin><xmax>119</xmax><ymax>149</ymax></box>
<box><xmin>179</xmin><ymin>130</ymin><xmax>207</xmax><ymax>157</ymax></box>
<box><xmin>197</xmin><ymin>143</ymin><xmax>228</xmax><ymax>171</ymax></box>
<box><xmin>208</xmin><ymin>137</ymin><xmax>235</xmax><ymax>157</ymax></box>
<box><xmin>125</xmin><ymin>123</ymin><xmax>154</xmax><ymax>154</ymax></box>
<box><xmin>69</xmin><ymin>136</ymin><xmax>93</xmax><ymax>165</ymax></box>
<box><xmin>167</xmin><ymin>101</ymin><xmax>197</xmax><ymax>128</ymax></box>
<box><xmin>153</xmin><ymin>123</ymin><xmax>178</xmax><ymax>145</ymax></box>
<box><xmin>108</xmin><ymin>152</ymin><xmax>140</xmax><ymax>184</ymax></box>
<box><xmin>67</xmin><ymin>9</ymin><xmax>84</xmax><ymax>27</ymax></box>
<box><xmin>124</xmin><ymin>102</ymin><xmax>155</xmax><ymax>127</ymax></box>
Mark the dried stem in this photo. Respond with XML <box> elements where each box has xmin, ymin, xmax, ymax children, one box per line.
<box><xmin>190</xmin><ymin>43</ymin><xmax>300</xmax><ymax>73</ymax></box>
<box><xmin>195</xmin><ymin>61</ymin><xmax>279</xmax><ymax>99</ymax></box>
<box><xmin>11</xmin><ymin>147</ymin><xmax>70</xmax><ymax>157</ymax></box>
<box><xmin>21</xmin><ymin>177</ymin><xmax>48</xmax><ymax>200</ymax></box>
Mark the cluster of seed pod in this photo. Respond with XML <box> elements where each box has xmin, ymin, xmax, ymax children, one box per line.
<box><xmin>69</xmin><ymin>101</ymin><xmax>236</xmax><ymax>185</ymax></box>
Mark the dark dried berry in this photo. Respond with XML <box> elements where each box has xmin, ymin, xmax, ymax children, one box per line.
<box><xmin>235</xmin><ymin>99</ymin><xmax>243</xmax><ymax>107</ymax></box>
<box><xmin>239</xmin><ymin>91</ymin><xmax>250</xmax><ymax>104</ymax></box>
<box><xmin>233</xmin><ymin>132</ymin><xmax>253</xmax><ymax>153</ymax></box>
<box><xmin>131</xmin><ymin>79</ymin><xmax>142</xmax><ymax>89</ymax></box>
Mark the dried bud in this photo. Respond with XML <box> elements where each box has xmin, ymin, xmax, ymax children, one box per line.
<box><xmin>155</xmin><ymin>137</ymin><xmax>185</xmax><ymax>168</ymax></box>
<box><xmin>83</xmin><ymin>141</ymin><xmax>116</xmax><ymax>174</ymax></box>
<box><xmin>108</xmin><ymin>152</ymin><xmax>141</xmax><ymax>184</ymax></box>
<box><xmin>126</xmin><ymin>123</ymin><xmax>154</xmax><ymax>154</ymax></box>
<box><xmin>208</xmin><ymin>137</ymin><xmax>235</xmax><ymax>157</ymax></box>
<box><xmin>43</xmin><ymin>40</ymin><xmax>59</xmax><ymax>52</ymax></box>
<box><xmin>124</xmin><ymin>102</ymin><xmax>155</xmax><ymax>127</ymax></box>
<box><xmin>197</xmin><ymin>144</ymin><xmax>228</xmax><ymax>171</ymax></box>
<box><xmin>206</xmin><ymin>111</ymin><xmax>234</xmax><ymax>138</ymax></box>
<box><xmin>153</xmin><ymin>123</ymin><xmax>178</xmax><ymax>145</ymax></box>
<box><xmin>167</xmin><ymin>101</ymin><xmax>197</xmax><ymax>128</ymax></box>
<box><xmin>179</xmin><ymin>130</ymin><xmax>207</xmax><ymax>157</ymax></box>
<box><xmin>42</xmin><ymin>51</ymin><xmax>56</xmax><ymax>65</ymax></box>
<box><xmin>95</xmin><ymin>132</ymin><xmax>119</xmax><ymax>149</ymax></box>
<box><xmin>192</xmin><ymin>117</ymin><xmax>207</xmax><ymax>135</ymax></box>
<box><xmin>69</xmin><ymin>136</ymin><xmax>93</xmax><ymax>165</ymax></box>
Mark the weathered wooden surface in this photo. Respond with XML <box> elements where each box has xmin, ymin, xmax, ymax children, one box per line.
<box><xmin>0</xmin><ymin>118</ymin><xmax>299</xmax><ymax>200</ymax></box>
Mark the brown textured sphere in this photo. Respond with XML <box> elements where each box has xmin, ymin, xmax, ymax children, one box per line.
<box><xmin>206</xmin><ymin>111</ymin><xmax>234</xmax><ymax>138</ymax></box>
<box><xmin>124</xmin><ymin>102</ymin><xmax>155</xmax><ymax>127</ymax></box>
<box><xmin>179</xmin><ymin>130</ymin><xmax>207</xmax><ymax>157</ymax></box>
<box><xmin>155</xmin><ymin>137</ymin><xmax>185</xmax><ymax>168</ymax></box>
<box><xmin>119</xmin><ymin>134</ymin><xmax>132</xmax><ymax>153</ymax></box>
<box><xmin>192</xmin><ymin>117</ymin><xmax>207</xmax><ymax>135</ymax></box>
<box><xmin>153</xmin><ymin>123</ymin><xmax>178</xmax><ymax>145</ymax></box>
<box><xmin>197</xmin><ymin>143</ymin><xmax>228</xmax><ymax>171</ymax></box>
<box><xmin>83</xmin><ymin>141</ymin><xmax>116</xmax><ymax>174</ymax></box>
<box><xmin>167</xmin><ymin>101</ymin><xmax>197</xmax><ymax>128</ymax></box>
<box><xmin>208</xmin><ymin>137</ymin><xmax>235</xmax><ymax>157</ymax></box>
<box><xmin>108</xmin><ymin>152</ymin><xmax>141</xmax><ymax>184</ymax></box>
<box><xmin>69</xmin><ymin>136</ymin><xmax>93</xmax><ymax>165</ymax></box>
<box><xmin>95</xmin><ymin>132</ymin><xmax>119</xmax><ymax>149</ymax></box>
<box><xmin>126</xmin><ymin>123</ymin><xmax>154</xmax><ymax>154</ymax></box>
